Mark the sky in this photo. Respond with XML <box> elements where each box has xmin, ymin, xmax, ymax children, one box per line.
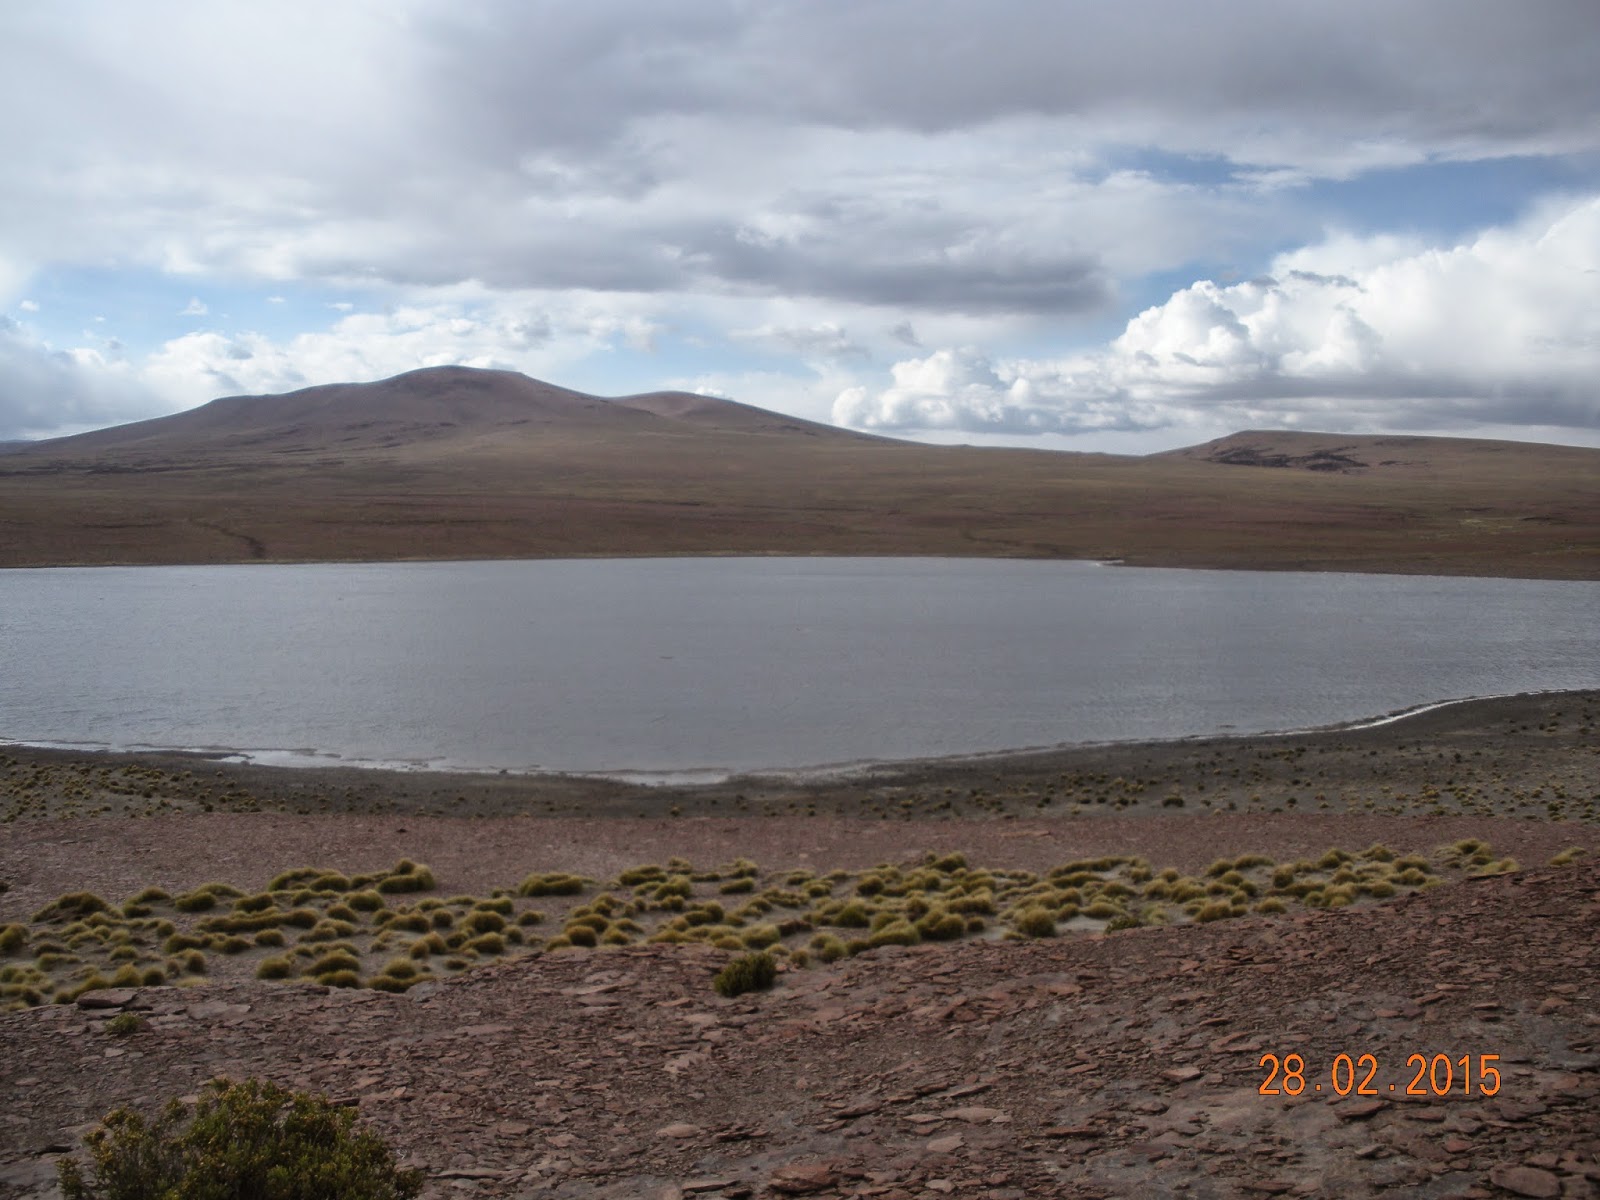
<box><xmin>2</xmin><ymin>1</ymin><xmax>1599</xmax><ymax>453</ymax></box>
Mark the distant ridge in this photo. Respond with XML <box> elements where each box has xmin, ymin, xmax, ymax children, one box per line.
<box><xmin>0</xmin><ymin>367</ymin><xmax>1595</xmax><ymax>577</ymax></box>
<box><xmin>1159</xmin><ymin>428</ymin><xmax>1597</xmax><ymax>475</ymax></box>
<box><xmin>14</xmin><ymin>366</ymin><xmax>882</xmax><ymax>465</ymax></box>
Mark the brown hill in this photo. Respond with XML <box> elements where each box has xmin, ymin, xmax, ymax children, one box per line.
<box><xmin>0</xmin><ymin>367</ymin><xmax>1596</xmax><ymax>577</ymax></box>
<box><xmin>12</xmin><ymin>366</ymin><xmax>878</xmax><ymax>466</ymax></box>
<box><xmin>1162</xmin><ymin>428</ymin><xmax>1600</xmax><ymax>477</ymax></box>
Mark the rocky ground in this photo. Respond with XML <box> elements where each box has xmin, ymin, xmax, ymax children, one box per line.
<box><xmin>2</xmin><ymin>863</ymin><xmax>1596</xmax><ymax>1200</ymax></box>
<box><xmin>1</xmin><ymin>690</ymin><xmax>1597</xmax><ymax>1199</ymax></box>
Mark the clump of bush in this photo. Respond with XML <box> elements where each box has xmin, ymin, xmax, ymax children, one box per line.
<box><xmin>57</xmin><ymin>1077</ymin><xmax>422</xmax><ymax>1199</ymax></box>
<box><xmin>1013</xmin><ymin>907</ymin><xmax>1057</xmax><ymax>938</ymax></box>
<box><xmin>713</xmin><ymin>950</ymin><xmax>777</xmax><ymax>998</ymax></box>
<box><xmin>33</xmin><ymin>892</ymin><xmax>111</xmax><ymax>923</ymax></box>
<box><xmin>518</xmin><ymin>873</ymin><xmax>586</xmax><ymax>897</ymax></box>
<box><xmin>375</xmin><ymin>861</ymin><xmax>435</xmax><ymax>894</ymax></box>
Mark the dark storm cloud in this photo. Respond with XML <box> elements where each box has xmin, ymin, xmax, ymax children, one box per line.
<box><xmin>416</xmin><ymin>0</ymin><xmax>1600</xmax><ymax>159</ymax></box>
<box><xmin>8</xmin><ymin>1</ymin><xmax>1597</xmax><ymax>311</ymax></box>
<box><xmin>683</xmin><ymin>225</ymin><xmax>1111</xmax><ymax>315</ymax></box>
<box><xmin>357</xmin><ymin>0</ymin><xmax>1600</xmax><ymax>306</ymax></box>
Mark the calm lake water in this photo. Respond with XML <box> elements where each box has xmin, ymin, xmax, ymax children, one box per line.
<box><xmin>1</xmin><ymin>558</ymin><xmax>1596</xmax><ymax>779</ymax></box>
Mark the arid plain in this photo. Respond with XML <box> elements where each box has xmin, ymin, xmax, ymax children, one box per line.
<box><xmin>1</xmin><ymin>366</ymin><xmax>1596</xmax><ymax>577</ymax></box>
<box><xmin>1</xmin><ymin>368</ymin><xmax>1597</xmax><ymax>1198</ymax></box>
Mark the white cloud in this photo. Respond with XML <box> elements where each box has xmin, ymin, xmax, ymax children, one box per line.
<box><xmin>732</xmin><ymin>321</ymin><xmax>868</xmax><ymax>361</ymax></box>
<box><xmin>0</xmin><ymin>318</ymin><xmax>162</xmax><ymax>439</ymax></box>
<box><xmin>836</xmin><ymin>195</ymin><xmax>1600</xmax><ymax>438</ymax></box>
<box><xmin>6</xmin><ymin>4</ymin><xmax>1593</xmax><ymax>318</ymax></box>
<box><xmin>131</xmin><ymin>295</ymin><xmax>669</xmax><ymax>408</ymax></box>
<box><xmin>18</xmin><ymin>299</ymin><xmax>39</xmax><ymax>312</ymax></box>
<box><xmin>179</xmin><ymin>297</ymin><xmax>208</xmax><ymax>316</ymax></box>
<box><xmin>2</xmin><ymin>5</ymin><xmax>1599</xmax><ymax>448</ymax></box>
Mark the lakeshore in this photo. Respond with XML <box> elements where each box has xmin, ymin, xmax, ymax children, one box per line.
<box><xmin>2</xmin><ymin>688</ymin><xmax>1596</xmax><ymax>1198</ymax></box>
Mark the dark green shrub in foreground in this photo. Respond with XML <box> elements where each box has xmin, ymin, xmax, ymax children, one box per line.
<box><xmin>58</xmin><ymin>1077</ymin><xmax>423</xmax><ymax>1200</ymax></box>
<box><xmin>713</xmin><ymin>950</ymin><xmax>776</xmax><ymax>998</ymax></box>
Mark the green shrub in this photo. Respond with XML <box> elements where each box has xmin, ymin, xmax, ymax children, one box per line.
<box><xmin>0</xmin><ymin>924</ymin><xmax>26</xmax><ymax>955</ymax></box>
<box><xmin>307</xmin><ymin>951</ymin><xmax>361</xmax><ymax>977</ymax></box>
<box><xmin>867</xmin><ymin>920</ymin><xmax>920</xmax><ymax>948</ymax></box>
<box><xmin>465</xmin><ymin>933</ymin><xmax>505</xmax><ymax>955</ymax></box>
<box><xmin>809</xmin><ymin>934</ymin><xmax>848</xmax><ymax>963</ymax></box>
<box><xmin>104</xmin><ymin>1011</ymin><xmax>144</xmax><ymax>1037</ymax></box>
<box><xmin>713</xmin><ymin>951</ymin><xmax>777</xmax><ymax>998</ymax></box>
<box><xmin>651</xmin><ymin>876</ymin><xmax>693</xmax><ymax>902</ymax></box>
<box><xmin>462</xmin><ymin>910</ymin><xmax>505</xmax><ymax>934</ymax></box>
<box><xmin>34</xmin><ymin>892</ymin><xmax>112</xmax><ymax>923</ymax></box>
<box><xmin>407</xmin><ymin>934</ymin><xmax>447</xmax><ymax>960</ymax></box>
<box><xmin>369</xmin><ymin>870</ymin><xmax>432</xmax><ymax>896</ymax></box>
<box><xmin>829</xmin><ymin>900</ymin><xmax>871</xmax><ymax>928</ymax></box>
<box><xmin>255</xmin><ymin>957</ymin><xmax>293</xmax><ymax>980</ymax></box>
<box><xmin>617</xmin><ymin>864</ymin><xmax>666</xmax><ymax>886</ymax></box>
<box><xmin>518</xmin><ymin>873</ymin><xmax>585</xmax><ymax>897</ymax></box>
<box><xmin>740</xmin><ymin>923</ymin><xmax>781</xmax><ymax>950</ymax></box>
<box><xmin>917</xmin><ymin>911</ymin><xmax>967</xmax><ymax>941</ymax></box>
<box><xmin>58</xmin><ymin>1077</ymin><xmax>422</xmax><ymax>1200</ymax></box>
<box><xmin>1013</xmin><ymin>908</ymin><xmax>1056</xmax><ymax>937</ymax></box>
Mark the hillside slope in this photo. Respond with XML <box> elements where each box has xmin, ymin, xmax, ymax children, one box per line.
<box><xmin>0</xmin><ymin>368</ymin><xmax>1596</xmax><ymax>577</ymax></box>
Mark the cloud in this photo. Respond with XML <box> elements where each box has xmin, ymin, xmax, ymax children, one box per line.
<box><xmin>129</xmin><ymin>295</ymin><xmax>669</xmax><ymax>408</ymax></box>
<box><xmin>836</xmin><ymin>195</ymin><xmax>1600</xmax><ymax>437</ymax></box>
<box><xmin>0</xmin><ymin>318</ymin><xmax>161</xmax><ymax>439</ymax></box>
<box><xmin>2</xmin><ymin>4</ymin><xmax>1599</xmax><ymax>447</ymax></box>
<box><xmin>732</xmin><ymin>322</ymin><xmax>869</xmax><ymax>361</ymax></box>
<box><xmin>18</xmin><ymin>299</ymin><xmax>39</xmax><ymax>312</ymax></box>
<box><xmin>5</xmin><ymin>3</ymin><xmax>1595</xmax><ymax>319</ymax></box>
<box><xmin>179</xmin><ymin>297</ymin><xmax>207</xmax><ymax>316</ymax></box>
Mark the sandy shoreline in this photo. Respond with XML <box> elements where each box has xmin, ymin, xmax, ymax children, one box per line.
<box><xmin>2</xmin><ymin>689</ymin><xmax>1593</xmax><ymax>910</ymax></box>
<box><xmin>4</xmin><ymin>686</ymin><xmax>1594</xmax><ymax>819</ymax></box>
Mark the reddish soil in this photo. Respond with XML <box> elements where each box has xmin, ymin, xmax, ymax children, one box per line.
<box><xmin>1</xmin><ymin>864</ymin><xmax>1595</xmax><ymax>1199</ymax></box>
<box><xmin>1</xmin><ymin>690</ymin><xmax>1596</xmax><ymax>1198</ymax></box>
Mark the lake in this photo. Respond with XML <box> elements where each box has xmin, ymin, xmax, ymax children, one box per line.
<box><xmin>2</xmin><ymin>558</ymin><xmax>1596</xmax><ymax>780</ymax></box>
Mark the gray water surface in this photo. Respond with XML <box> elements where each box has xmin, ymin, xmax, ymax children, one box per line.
<box><xmin>1</xmin><ymin>558</ymin><xmax>1596</xmax><ymax>779</ymax></box>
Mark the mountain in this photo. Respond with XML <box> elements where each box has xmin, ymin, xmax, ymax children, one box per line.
<box><xmin>12</xmin><ymin>366</ymin><xmax>880</xmax><ymax>467</ymax></box>
<box><xmin>1160</xmin><ymin>429</ymin><xmax>1600</xmax><ymax>476</ymax></box>
<box><xmin>1</xmin><ymin>367</ymin><xmax>1595</xmax><ymax>577</ymax></box>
